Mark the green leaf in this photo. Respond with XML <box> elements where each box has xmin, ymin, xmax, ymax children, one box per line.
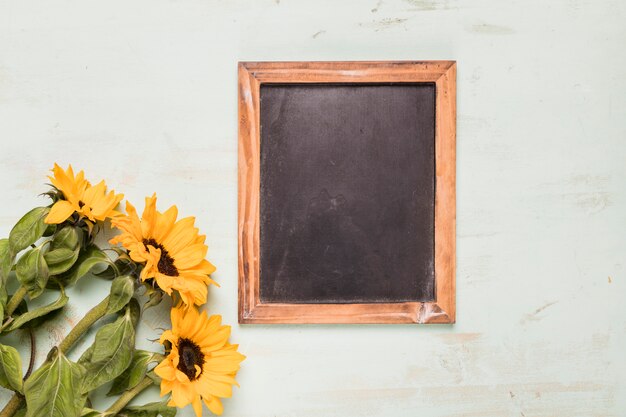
<box><xmin>80</xmin><ymin>306</ymin><xmax>135</xmax><ymax>393</ymax></box>
<box><xmin>80</xmin><ymin>409</ymin><xmax>103</xmax><ymax>417</ymax></box>
<box><xmin>24</xmin><ymin>347</ymin><xmax>86</xmax><ymax>417</ymax></box>
<box><xmin>0</xmin><ymin>343</ymin><xmax>24</xmax><ymax>392</ymax></box>
<box><xmin>16</xmin><ymin>248</ymin><xmax>49</xmax><ymax>299</ymax></box>
<box><xmin>45</xmin><ymin>226</ymin><xmax>81</xmax><ymax>275</ymax></box>
<box><xmin>0</xmin><ymin>280</ymin><xmax>8</xmax><ymax>318</ymax></box>
<box><xmin>77</xmin><ymin>344</ymin><xmax>94</xmax><ymax>368</ymax></box>
<box><xmin>42</xmin><ymin>223</ymin><xmax>57</xmax><ymax>238</ymax></box>
<box><xmin>51</xmin><ymin>226</ymin><xmax>79</xmax><ymax>251</ymax></box>
<box><xmin>13</xmin><ymin>410</ymin><xmax>26</xmax><ymax>417</ymax></box>
<box><xmin>7</xmin><ymin>286</ymin><xmax>68</xmax><ymax>332</ymax></box>
<box><xmin>9</xmin><ymin>207</ymin><xmax>50</xmax><ymax>255</ymax></box>
<box><xmin>128</xmin><ymin>298</ymin><xmax>141</xmax><ymax>328</ymax></box>
<box><xmin>0</xmin><ymin>239</ymin><xmax>13</xmax><ymax>282</ymax></box>
<box><xmin>95</xmin><ymin>256</ymin><xmax>134</xmax><ymax>280</ymax></box>
<box><xmin>107</xmin><ymin>350</ymin><xmax>155</xmax><ymax>396</ymax></box>
<box><xmin>53</xmin><ymin>245</ymin><xmax>109</xmax><ymax>288</ymax></box>
<box><xmin>119</xmin><ymin>401</ymin><xmax>176</xmax><ymax>417</ymax></box>
<box><xmin>143</xmin><ymin>289</ymin><xmax>163</xmax><ymax>310</ymax></box>
<box><xmin>45</xmin><ymin>247</ymin><xmax>80</xmax><ymax>275</ymax></box>
<box><xmin>106</xmin><ymin>275</ymin><xmax>135</xmax><ymax>315</ymax></box>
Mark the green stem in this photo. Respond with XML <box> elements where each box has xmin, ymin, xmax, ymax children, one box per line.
<box><xmin>0</xmin><ymin>395</ymin><xmax>23</xmax><ymax>417</ymax></box>
<box><xmin>0</xmin><ymin>287</ymin><xmax>28</xmax><ymax>417</ymax></box>
<box><xmin>0</xmin><ymin>295</ymin><xmax>111</xmax><ymax>417</ymax></box>
<box><xmin>5</xmin><ymin>286</ymin><xmax>27</xmax><ymax>317</ymax></box>
<box><xmin>105</xmin><ymin>376</ymin><xmax>153</xmax><ymax>415</ymax></box>
<box><xmin>58</xmin><ymin>295</ymin><xmax>109</xmax><ymax>354</ymax></box>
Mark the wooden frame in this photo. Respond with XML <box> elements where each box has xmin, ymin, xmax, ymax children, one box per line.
<box><xmin>238</xmin><ymin>61</ymin><xmax>456</xmax><ymax>324</ymax></box>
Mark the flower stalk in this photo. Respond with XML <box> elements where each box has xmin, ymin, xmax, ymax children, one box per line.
<box><xmin>104</xmin><ymin>376</ymin><xmax>153</xmax><ymax>416</ymax></box>
<box><xmin>5</xmin><ymin>286</ymin><xmax>27</xmax><ymax>317</ymax></box>
<box><xmin>58</xmin><ymin>295</ymin><xmax>109</xmax><ymax>354</ymax></box>
<box><xmin>0</xmin><ymin>396</ymin><xmax>23</xmax><ymax>417</ymax></box>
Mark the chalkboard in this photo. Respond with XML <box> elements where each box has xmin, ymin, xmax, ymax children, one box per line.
<box><xmin>259</xmin><ymin>83</ymin><xmax>435</xmax><ymax>304</ymax></box>
<box><xmin>238</xmin><ymin>61</ymin><xmax>456</xmax><ymax>324</ymax></box>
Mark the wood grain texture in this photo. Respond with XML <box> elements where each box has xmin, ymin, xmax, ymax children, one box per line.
<box><xmin>238</xmin><ymin>61</ymin><xmax>456</xmax><ymax>324</ymax></box>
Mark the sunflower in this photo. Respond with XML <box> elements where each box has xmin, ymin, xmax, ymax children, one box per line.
<box><xmin>109</xmin><ymin>194</ymin><xmax>217</xmax><ymax>306</ymax></box>
<box><xmin>44</xmin><ymin>163</ymin><xmax>124</xmax><ymax>224</ymax></box>
<box><xmin>155</xmin><ymin>306</ymin><xmax>245</xmax><ymax>416</ymax></box>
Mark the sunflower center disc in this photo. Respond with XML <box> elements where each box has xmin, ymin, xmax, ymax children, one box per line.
<box><xmin>143</xmin><ymin>238</ymin><xmax>179</xmax><ymax>276</ymax></box>
<box><xmin>177</xmin><ymin>338</ymin><xmax>205</xmax><ymax>381</ymax></box>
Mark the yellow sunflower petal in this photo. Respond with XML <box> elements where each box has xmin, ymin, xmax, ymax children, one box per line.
<box><xmin>48</xmin><ymin>163</ymin><xmax>74</xmax><ymax>196</ymax></box>
<box><xmin>48</xmin><ymin>164</ymin><xmax>91</xmax><ymax>203</ymax></box>
<box><xmin>156</xmin><ymin>278</ymin><xmax>175</xmax><ymax>295</ymax></box>
<box><xmin>153</xmin><ymin>205</ymin><xmax>178</xmax><ymax>242</ymax></box>
<box><xmin>161</xmin><ymin>217</ymin><xmax>199</xmax><ymax>254</ymax></box>
<box><xmin>140</xmin><ymin>247</ymin><xmax>161</xmax><ymax>282</ymax></box>
<box><xmin>203</xmin><ymin>352</ymin><xmax>245</xmax><ymax>374</ymax></box>
<box><xmin>160</xmin><ymin>378</ymin><xmax>174</xmax><ymax>397</ymax></box>
<box><xmin>175</xmin><ymin>369</ymin><xmax>190</xmax><ymax>383</ymax></box>
<box><xmin>87</xmin><ymin>185</ymin><xmax>123</xmax><ymax>221</ymax></box>
<box><xmin>196</xmin><ymin>374</ymin><xmax>233</xmax><ymax>398</ymax></box>
<box><xmin>159</xmin><ymin>330</ymin><xmax>178</xmax><ymax>346</ymax></box>
<box><xmin>155</xmin><ymin>359</ymin><xmax>176</xmax><ymax>381</ymax></box>
<box><xmin>192</xmin><ymin>396</ymin><xmax>203</xmax><ymax>417</ymax></box>
<box><xmin>172</xmin><ymin>244</ymin><xmax>208</xmax><ymax>269</ymax></box>
<box><xmin>170</xmin><ymin>380</ymin><xmax>194</xmax><ymax>408</ymax></box>
<box><xmin>170</xmin><ymin>303</ymin><xmax>186</xmax><ymax>330</ymax></box>
<box><xmin>174</xmin><ymin>277</ymin><xmax>209</xmax><ymax>307</ymax></box>
<box><xmin>45</xmin><ymin>200</ymin><xmax>76</xmax><ymax>224</ymax></box>
<box><xmin>80</xmin><ymin>180</ymin><xmax>106</xmax><ymax>206</ymax></box>
<box><xmin>141</xmin><ymin>194</ymin><xmax>158</xmax><ymax>238</ymax></box>
<box><xmin>111</xmin><ymin>200</ymin><xmax>143</xmax><ymax>242</ymax></box>
<box><xmin>203</xmin><ymin>396</ymin><xmax>224</xmax><ymax>416</ymax></box>
<box><xmin>197</xmin><ymin>259</ymin><xmax>217</xmax><ymax>275</ymax></box>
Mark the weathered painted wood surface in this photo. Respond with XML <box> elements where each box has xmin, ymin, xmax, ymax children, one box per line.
<box><xmin>0</xmin><ymin>0</ymin><xmax>624</xmax><ymax>415</ymax></box>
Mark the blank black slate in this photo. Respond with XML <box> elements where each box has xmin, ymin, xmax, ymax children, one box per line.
<box><xmin>259</xmin><ymin>83</ymin><xmax>435</xmax><ymax>304</ymax></box>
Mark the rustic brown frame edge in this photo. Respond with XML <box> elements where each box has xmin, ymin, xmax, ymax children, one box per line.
<box><xmin>238</xmin><ymin>61</ymin><xmax>456</xmax><ymax>324</ymax></box>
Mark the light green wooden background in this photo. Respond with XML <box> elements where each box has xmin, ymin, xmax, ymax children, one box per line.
<box><xmin>0</xmin><ymin>0</ymin><xmax>625</xmax><ymax>416</ymax></box>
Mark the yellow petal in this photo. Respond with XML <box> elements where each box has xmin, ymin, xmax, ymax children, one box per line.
<box><xmin>155</xmin><ymin>360</ymin><xmax>176</xmax><ymax>381</ymax></box>
<box><xmin>196</xmin><ymin>375</ymin><xmax>233</xmax><ymax>398</ymax></box>
<box><xmin>173</xmin><ymin>277</ymin><xmax>209</xmax><ymax>307</ymax></box>
<box><xmin>45</xmin><ymin>200</ymin><xmax>76</xmax><ymax>224</ymax></box>
<box><xmin>153</xmin><ymin>275</ymin><xmax>174</xmax><ymax>295</ymax></box>
<box><xmin>160</xmin><ymin>379</ymin><xmax>174</xmax><ymax>397</ymax></box>
<box><xmin>81</xmin><ymin>180</ymin><xmax>106</xmax><ymax>206</ymax></box>
<box><xmin>172</xmin><ymin>243</ymin><xmax>208</xmax><ymax>269</ymax></box>
<box><xmin>162</xmin><ymin>217</ymin><xmax>198</xmax><ymax>254</ymax></box>
<box><xmin>171</xmin><ymin>381</ymin><xmax>194</xmax><ymax>407</ymax></box>
<box><xmin>153</xmin><ymin>205</ymin><xmax>178</xmax><ymax>242</ymax></box>
<box><xmin>192</xmin><ymin>396</ymin><xmax>203</xmax><ymax>417</ymax></box>
<box><xmin>159</xmin><ymin>330</ymin><xmax>178</xmax><ymax>346</ymax></box>
<box><xmin>141</xmin><ymin>194</ymin><xmax>158</xmax><ymax>238</ymax></box>
<box><xmin>203</xmin><ymin>395</ymin><xmax>224</xmax><ymax>415</ymax></box>
<box><xmin>203</xmin><ymin>353</ymin><xmax>245</xmax><ymax>374</ymax></box>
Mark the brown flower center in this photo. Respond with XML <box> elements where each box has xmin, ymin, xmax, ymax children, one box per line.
<box><xmin>177</xmin><ymin>338</ymin><xmax>205</xmax><ymax>381</ymax></box>
<box><xmin>143</xmin><ymin>238</ymin><xmax>179</xmax><ymax>276</ymax></box>
<box><xmin>78</xmin><ymin>200</ymin><xmax>86</xmax><ymax>208</ymax></box>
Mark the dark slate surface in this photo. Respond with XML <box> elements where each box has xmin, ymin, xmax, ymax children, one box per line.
<box><xmin>259</xmin><ymin>83</ymin><xmax>435</xmax><ymax>304</ymax></box>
